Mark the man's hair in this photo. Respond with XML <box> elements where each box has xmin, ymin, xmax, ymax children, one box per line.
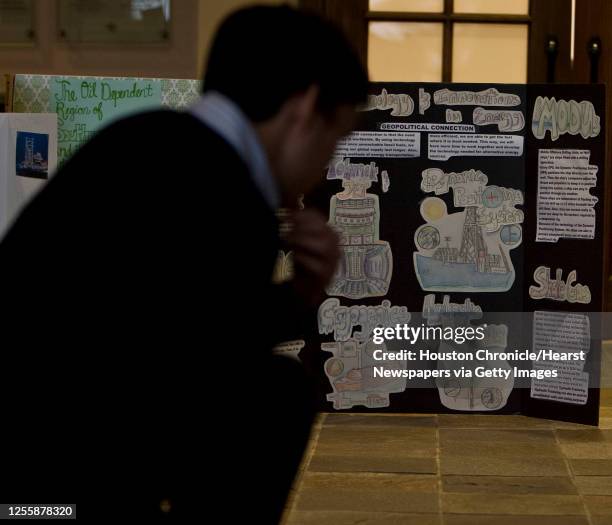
<box><xmin>203</xmin><ymin>5</ymin><xmax>369</xmax><ymax>122</ymax></box>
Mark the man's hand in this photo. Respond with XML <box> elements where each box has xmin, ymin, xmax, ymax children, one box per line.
<box><xmin>287</xmin><ymin>209</ymin><xmax>340</xmax><ymax>306</ymax></box>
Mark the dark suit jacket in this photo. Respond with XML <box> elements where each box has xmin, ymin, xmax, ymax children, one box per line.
<box><xmin>0</xmin><ymin>111</ymin><xmax>314</xmax><ymax>522</ymax></box>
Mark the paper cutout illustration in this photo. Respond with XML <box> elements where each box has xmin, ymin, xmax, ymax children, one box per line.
<box><xmin>318</xmin><ymin>298</ymin><xmax>411</xmax><ymax>410</ymax></box>
<box><xmin>382</xmin><ymin>171</ymin><xmax>390</xmax><ymax>193</ymax></box>
<box><xmin>414</xmin><ymin>169</ymin><xmax>523</xmax><ymax>292</ymax></box>
<box><xmin>532</xmin><ymin>97</ymin><xmax>601</xmax><ymax>140</ymax></box>
<box><xmin>322</xmin><ymin>339</ymin><xmax>407</xmax><ymax>410</ymax></box>
<box><xmin>446</xmin><ymin>109</ymin><xmax>462</xmax><ymax>123</ymax></box>
<box><xmin>326</xmin><ymin>158</ymin><xmax>393</xmax><ymax>299</ymax></box>
<box><xmin>473</xmin><ymin>107</ymin><xmax>525</xmax><ymax>132</ymax></box>
<box><xmin>422</xmin><ymin>295</ymin><xmax>513</xmax><ymax>411</ymax></box>
<box><xmin>529</xmin><ymin>266</ymin><xmax>591</xmax><ymax>304</ymax></box>
<box><xmin>434</xmin><ymin>88</ymin><xmax>521</xmax><ymax>107</ymax></box>
<box><xmin>436</xmin><ymin>339</ymin><xmax>513</xmax><ymax>411</ymax></box>
<box><xmin>422</xmin><ymin>294</ymin><xmax>483</xmax><ymax>323</ymax></box>
<box><xmin>318</xmin><ymin>298</ymin><xmax>410</xmax><ymax>343</ymax></box>
<box><xmin>419</xmin><ymin>88</ymin><xmax>431</xmax><ymax>115</ymax></box>
<box><xmin>362</xmin><ymin>88</ymin><xmax>414</xmax><ymax>116</ymax></box>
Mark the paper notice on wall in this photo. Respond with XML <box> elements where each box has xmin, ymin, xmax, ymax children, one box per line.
<box><xmin>530</xmin><ymin>311</ymin><xmax>590</xmax><ymax>405</ymax></box>
<box><xmin>51</xmin><ymin>76</ymin><xmax>162</xmax><ymax>163</ymax></box>
<box><xmin>335</xmin><ymin>131</ymin><xmax>420</xmax><ymax>158</ymax></box>
<box><xmin>536</xmin><ymin>149</ymin><xmax>598</xmax><ymax>242</ymax></box>
<box><xmin>428</xmin><ymin>134</ymin><xmax>523</xmax><ymax>161</ymax></box>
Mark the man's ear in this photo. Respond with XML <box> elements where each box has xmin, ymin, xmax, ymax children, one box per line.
<box><xmin>289</xmin><ymin>84</ymin><xmax>320</xmax><ymax>129</ymax></box>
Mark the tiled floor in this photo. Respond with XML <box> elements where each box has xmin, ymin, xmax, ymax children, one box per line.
<box><xmin>282</xmin><ymin>390</ymin><xmax>612</xmax><ymax>525</ymax></box>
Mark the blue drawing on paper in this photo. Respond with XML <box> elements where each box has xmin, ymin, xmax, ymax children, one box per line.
<box><xmin>16</xmin><ymin>131</ymin><xmax>49</xmax><ymax>179</ymax></box>
<box><xmin>500</xmin><ymin>224</ymin><xmax>522</xmax><ymax>246</ymax></box>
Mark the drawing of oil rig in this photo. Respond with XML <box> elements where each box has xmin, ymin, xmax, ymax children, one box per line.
<box><xmin>415</xmin><ymin>207</ymin><xmax>513</xmax><ymax>291</ymax></box>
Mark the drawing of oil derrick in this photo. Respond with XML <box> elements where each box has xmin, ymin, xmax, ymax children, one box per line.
<box><xmin>458</xmin><ymin>207</ymin><xmax>510</xmax><ymax>275</ymax></box>
<box><xmin>415</xmin><ymin>206</ymin><xmax>513</xmax><ymax>291</ymax></box>
<box><xmin>326</xmin><ymin>158</ymin><xmax>392</xmax><ymax>299</ymax></box>
<box><xmin>322</xmin><ymin>339</ymin><xmax>406</xmax><ymax>410</ymax></box>
<box><xmin>459</xmin><ymin>206</ymin><xmax>486</xmax><ymax>262</ymax></box>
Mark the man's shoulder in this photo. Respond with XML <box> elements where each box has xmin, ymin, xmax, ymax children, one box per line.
<box><xmin>101</xmin><ymin>110</ymin><xmax>235</xmax><ymax>149</ymax></box>
<box><xmin>69</xmin><ymin>109</ymin><xmax>250</xmax><ymax>176</ymax></box>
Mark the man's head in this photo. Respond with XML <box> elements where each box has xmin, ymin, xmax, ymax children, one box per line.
<box><xmin>203</xmin><ymin>5</ymin><xmax>368</xmax><ymax>203</ymax></box>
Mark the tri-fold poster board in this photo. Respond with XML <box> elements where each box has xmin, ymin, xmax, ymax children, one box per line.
<box><xmin>300</xmin><ymin>82</ymin><xmax>607</xmax><ymax>426</ymax></box>
<box><xmin>2</xmin><ymin>75</ymin><xmax>608</xmax><ymax>425</ymax></box>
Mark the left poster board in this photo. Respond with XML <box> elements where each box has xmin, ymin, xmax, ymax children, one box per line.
<box><xmin>0</xmin><ymin>113</ymin><xmax>57</xmax><ymax>237</ymax></box>
<box><xmin>8</xmin><ymin>74</ymin><xmax>201</xmax><ymax>164</ymax></box>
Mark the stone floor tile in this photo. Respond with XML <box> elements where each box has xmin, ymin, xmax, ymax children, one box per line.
<box><xmin>442</xmin><ymin>475</ymin><xmax>577</xmax><ymax>495</ymax></box>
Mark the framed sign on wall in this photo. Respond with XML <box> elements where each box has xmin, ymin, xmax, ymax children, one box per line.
<box><xmin>57</xmin><ymin>0</ymin><xmax>171</xmax><ymax>44</ymax></box>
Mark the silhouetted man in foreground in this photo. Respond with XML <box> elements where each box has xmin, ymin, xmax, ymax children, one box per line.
<box><xmin>0</xmin><ymin>5</ymin><xmax>368</xmax><ymax>523</ymax></box>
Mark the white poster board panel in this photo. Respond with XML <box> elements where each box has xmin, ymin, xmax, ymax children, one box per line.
<box><xmin>0</xmin><ymin>114</ymin><xmax>58</xmax><ymax>237</ymax></box>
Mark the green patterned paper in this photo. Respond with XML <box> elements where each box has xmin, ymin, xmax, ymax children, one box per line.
<box><xmin>13</xmin><ymin>74</ymin><xmax>201</xmax><ymax>163</ymax></box>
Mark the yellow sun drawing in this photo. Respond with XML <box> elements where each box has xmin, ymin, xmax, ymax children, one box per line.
<box><xmin>420</xmin><ymin>197</ymin><xmax>447</xmax><ymax>222</ymax></box>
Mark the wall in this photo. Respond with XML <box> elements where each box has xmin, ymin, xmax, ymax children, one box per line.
<box><xmin>0</xmin><ymin>1</ymin><xmax>199</xmax><ymax>79</ymax></box>
<box><xmin>0</xmin><ymin>0</ymin><xmax>295</xmax><ymax>82</ymax></box>
<box><xmin>197</xmin><ymin>0</ymin><xmax>295</xmax><ymax>78</ymax></box>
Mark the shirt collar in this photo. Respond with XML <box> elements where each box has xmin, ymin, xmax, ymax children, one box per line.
<box><xmin>189</xmin><ymin>91</ymin><xmax>280</xmax><ymax>211</ymax></box>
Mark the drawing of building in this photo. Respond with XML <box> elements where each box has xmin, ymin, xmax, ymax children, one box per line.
<box><xmin>433</xmin><ymin>247</ymin><xmax>459</xmax><ymax>264</ymax></box>
<box><xmin>16</xmin><ymin>131</ymin><xmax>49</xmax><ymax>179</ymax></box>
<box><xmin>24</xmin><ymin>137</ymin><xmax>34</xmax><ymax>167</ymax></box>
